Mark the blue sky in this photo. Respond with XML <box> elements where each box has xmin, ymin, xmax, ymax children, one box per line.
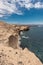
<box><xmin>0</xmin><ymin>0</ymin><xmax>43</xmax><ymax>24</ymax></box>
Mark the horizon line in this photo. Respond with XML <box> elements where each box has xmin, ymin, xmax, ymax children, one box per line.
<box><xmin>0</xmin><ymin>21</ymin><xmax>43</xmax><ymax>25</ymax></box>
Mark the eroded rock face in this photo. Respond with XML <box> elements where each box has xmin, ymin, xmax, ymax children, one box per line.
<box><xmin>0</xmin><ymin>22</ymin><xmax>29</xmax><ymax>49</ymax></box>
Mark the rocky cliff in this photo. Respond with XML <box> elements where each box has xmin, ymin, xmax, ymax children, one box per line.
<box><xmin>0</xmin><ymin>21</ymin><xmax>29</xmax><ymax>49</ymax></box>
<box><xmin>0</xmin><ymin>21</ymin><xmax>43</xmax><ymax>65</ymax></box>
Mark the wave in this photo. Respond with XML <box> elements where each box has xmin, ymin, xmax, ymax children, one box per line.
<box><xmin>22</xmin><ymin>36</ymin><xmax>29</xmax><ymax>39</ymax></box>
<box><xmin>20</xmin><ymin>31</ymin><xmax>23</xmax><ymax>35</ymax></box>
<box><xmin>18</xmin><ymin>36</ymin><xmax>21</xmax><ymax>45</ymax></box>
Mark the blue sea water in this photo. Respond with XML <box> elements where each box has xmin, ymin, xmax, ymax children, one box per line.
<box><xmin>20</xmin><ymin>26</ymin><xmax>43</xmax><ymax>63</ymax></box>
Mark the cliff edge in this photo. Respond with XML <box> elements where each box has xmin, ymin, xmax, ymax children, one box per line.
<box><xmin>0</xmin><ymin>44</ymin><xmax>42</xmax><ymax>65</ymax></box>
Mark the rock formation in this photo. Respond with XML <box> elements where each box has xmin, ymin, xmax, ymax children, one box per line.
<box><xmin>0</xmin><ymin>21</ymin><xmax>43</xmax><ymax>65</ymax></box>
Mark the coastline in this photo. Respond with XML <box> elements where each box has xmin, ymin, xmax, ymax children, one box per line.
<box><xmin>0</xmin><ymin>21</ymin><xmax>43</xmax><ymax>65</ymax></box>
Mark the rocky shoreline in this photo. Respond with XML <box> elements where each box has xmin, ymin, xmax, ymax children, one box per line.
<box><xmin>0</xmin><ymin>21</ymin><xmax>43</xmax><ymax>65</ymax></box>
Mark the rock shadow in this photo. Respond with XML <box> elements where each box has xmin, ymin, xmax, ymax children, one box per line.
<box><xmin>9</xmin><ymin>35</ymin><xmax>18</xmax><ymax>49</ymax></box>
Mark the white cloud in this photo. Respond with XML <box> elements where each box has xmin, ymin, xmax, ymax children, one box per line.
<box><xmin>0</xmin><ymin>0</ymin><xmax>23</xmax><ymax>17</ymax></box>
<box><xmin>34</xmin><ymin>2</ymin><xmax>43</xmax><ymax>8</ymax></box>
<box><xmin>0</xmin><ymin>0</ymin><xmax>43</xmax><ymax>17</ymax></box>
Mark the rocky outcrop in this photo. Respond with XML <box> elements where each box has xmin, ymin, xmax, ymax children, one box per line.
<box><xmin>20</xmin><ymin>25</ymin><xmax>29</xmax><ymax>31</ymax></box>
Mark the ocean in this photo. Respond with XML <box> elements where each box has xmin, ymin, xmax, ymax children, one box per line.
<box><xmin>20</xmin><ymin>26</ymin><xmax>43</xmax><ymax>63</ymax></box>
